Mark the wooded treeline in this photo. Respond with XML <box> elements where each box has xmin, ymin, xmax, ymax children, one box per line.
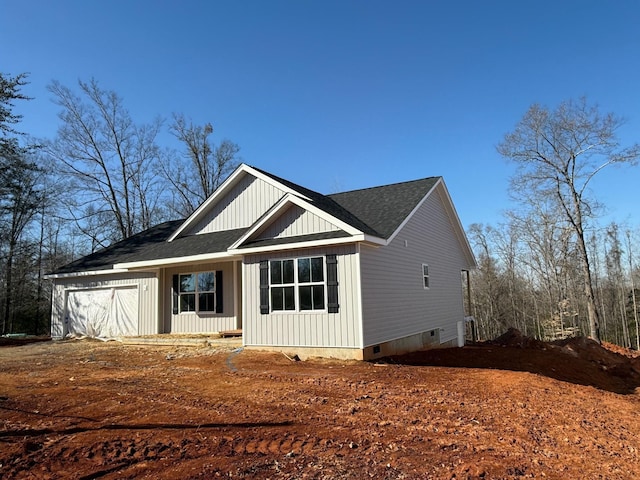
<box><xmin>0</xmin><ymin>73</ymin><xmax>240</xmax><ymax>335</ymax></box>
<box><xmin>466</xmin><ymin>98</ymin><xmax>640</xmax><ymax>349</ymax></box>
<box><xmin>467</xmin><ymin>220</ymin><xmax>640</xmax><ymax>348</ymax></box>
<box><xmin>2</xmin><ymin>73</ymin><xmax>639</xmax><ymax>350</ymax></box>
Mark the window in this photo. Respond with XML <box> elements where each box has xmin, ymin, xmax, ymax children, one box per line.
<box><xmin>297</xmin><ymin>257</ymin><xmax>325</xmax><ymax>310</ymax></box>
<box><xmin>173</xmin><ymin>271</ymin><xmax>221</xmax><ymax>314</ymax></box>
<box><xmin>270</xmin><ymin>259</ymin><xmax>295</xmax><ymax>311</ymax></box>
<box><xmin>269</xmin><ymin>256</ymin><xmax>325</xmax><ymax>311</ymax></box>
<box><xmin>422</xmin><ymin>264</ymin><xmax>430</xmax><ymax>289</ymax></box>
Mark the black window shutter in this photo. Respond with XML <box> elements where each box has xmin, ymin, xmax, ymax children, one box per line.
<box><xmin>172</xmin><ymin>274</ymin><xmax>179</xmax><ymax>314</ymax></box>
<box><xmin>326</xmin><ymin>255</ymin><xmax>339</xmax><ymax>313</ymax></box>
<box><xmin>215</xmin><ymin>270</ymin><xmax>223</xmax><ymax>313</ymax></box>
<box><xmin>259</xmin><ymin>260</ymin><xmax>269</xmax><ymax>314</ymax></box>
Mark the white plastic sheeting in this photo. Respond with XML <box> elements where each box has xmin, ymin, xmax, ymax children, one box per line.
<box><xmin>65</xmin><ymin>287</ymin><xmax>138</xmax><ymax>339</ymax></box>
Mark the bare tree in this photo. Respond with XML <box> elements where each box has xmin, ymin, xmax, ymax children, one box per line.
<box><xmin>46</xmin><ymin>79</ymin><xmax>167</xmax><ymax>248</ymax></box>
<box><xmin>165</xmin><ymin>113</ymin><xmax>240</xmax><ymax>217</ymax></box>
<box><xmin>626</xmin><ymin>230</ymin><xmax>640</xmax><ymax>349</ymax></box>
<box><xmin>498</xmin><ymin>97</ymin><xmax>640</xmax><ymax>343</ymax></box>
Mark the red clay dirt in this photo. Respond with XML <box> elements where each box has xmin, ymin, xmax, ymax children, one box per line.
<box><xmin>1</xmin><ymin>329</ymin><xmax>640</xmax><ymax>479</ymax></box>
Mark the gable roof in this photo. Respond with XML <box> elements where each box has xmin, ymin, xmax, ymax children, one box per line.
<box><xmin>328</xmin><ymin>177</ymin><xmax>440</xmax><ymax>239</ymax></box>
<box><xmin>236</xmin><ymin>166</ymin><xmax>382</xmax><ymax>238</ymax></box>
<box><xmin>49</xmin><ymin>163</ymin><xmax>474</xmax><ymax>275</ymax></box>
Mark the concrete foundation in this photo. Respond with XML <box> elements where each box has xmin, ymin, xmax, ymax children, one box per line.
<box><xmin>245</xmin><ymin>328</ymin><xmax>460</xmax><ymax>361</ymax></box>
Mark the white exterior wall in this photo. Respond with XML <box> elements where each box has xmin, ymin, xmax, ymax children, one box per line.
<box><xmin>163</xmin><ymin>261</ymin><xmax>238</xmax><ymax>333</ymax></box>
<box><xmin>360</xmin><ymin>187</ymin><xmax>467</xmax><ymax>347</ymax></box>
<box><xmin>243</xmin><ymin>244</ymin><xmax>362</xmax><ymax>348</ymax></box>
<box><xmin>50</xmin><ymin>271</ymin><xmax>159</xmax><ymax>338</ymax></box>
<box><xmin>257</xmin><ymin>205</ymin><xmax>340</xmax><ymax>240</ymax></box>
<box><xmin>192</xmin><ymin>175</ymin><xmax>285</xmax><ymax>234</ymax></box>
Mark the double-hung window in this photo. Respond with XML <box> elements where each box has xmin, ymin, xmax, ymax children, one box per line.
<box><xmin>422</xmin><ymin>264</ymin><xmax>430</xmax><ymax>289</ymax></box>
<box><xmin>269</xmin><ymin>256</ymin><xmax>325</xmax><ymax>311</ymax></box>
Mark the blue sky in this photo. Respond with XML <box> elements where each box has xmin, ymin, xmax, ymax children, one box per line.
<box><xmin>2</xmin><ymin>0</ymin><xmax>639</xmax><ymax>230</ymax></box>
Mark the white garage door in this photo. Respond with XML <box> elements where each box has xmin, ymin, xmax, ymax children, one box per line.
<box><xmin>65</xmin><ymin>287</ymin><xmax>139</xmax><ymax>338</ymax></box>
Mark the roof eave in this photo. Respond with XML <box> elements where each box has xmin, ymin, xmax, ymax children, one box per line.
<box><xmin>45</xmin><ymin>268</ymin><xmax>131</xmax><ymax>280</ymax></box>
<box><xmin>113</xmin><ymin>251</ymin><xmax>243</xmax><ymax>270</ymax></box>
<box><xmin>228</xmin><ymin>233</ymin><xmax>384</xmax><ymax>255</ymax></box>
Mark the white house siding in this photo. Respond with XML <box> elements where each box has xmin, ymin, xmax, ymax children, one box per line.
<box><xmin>359</xmin><ymin>187</ymin><xmax>467</xmax><ymax>347</ymax></box>
<box><xmin>243</xmin><ymin>245</ymin><xmax>362</xmax><ymax>348</ymax></box>
<box><xmin>50</xmin><ymin>272</ymin><xmax>158</xmax><ymax>338</ymax></box>
<box><xmin>256</xmin><ymin>204</ymin><xmax>340</xmax><ymax>240</ymax></box>
<box><xmin>191</xmin><ymin>174</ymin><xmax>286</xmax><ymax>235</ymax></box>
<box><xmin>163</xmin><ymin>261</ymin><xmax>237</xmax><ymax>333</ymax></box>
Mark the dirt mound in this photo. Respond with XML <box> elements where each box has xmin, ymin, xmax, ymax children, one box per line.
<box><xmin>391</xmin><ymin>329</ymin><xmax>640</xmax><ymax>394</ymax></box>
<box><xmin>488</xmin><ymin>327</ymin><xmax>547</xmax><ymax>349</ymax></box>
<box><xmin>552</xmin><ymin>335</ymin><xmax>640</xmax><ymax>380</ymax></box>
<box><xmin>602</xmin><ymin>340</ymin><xmax>640</xmax><ymax>358</ymax></box>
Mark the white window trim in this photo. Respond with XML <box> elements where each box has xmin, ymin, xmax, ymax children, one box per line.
<box><xmin>178</xmin><ymin>270</ymin><xmax>217</xmax><ymax>314</ymax></box>
<box><xmin>269</xmin><ymin>256</ymin><xmax>327</xmax><ymax>313</ymax></box>
<box><xmin>422</xmin><ymin>263</ymin><xmax>430</xmax><ymax>289</ymax></box>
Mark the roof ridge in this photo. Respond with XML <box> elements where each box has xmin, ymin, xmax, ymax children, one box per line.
<box><xmin>329</xmin><ymin>176</ymin><xmax>441</xmax><ymax>197</ymax></box>
<box><xmin>249</xmin><ymin>164</ymin><xmax>326</xmax><ymax>200</ymax></box>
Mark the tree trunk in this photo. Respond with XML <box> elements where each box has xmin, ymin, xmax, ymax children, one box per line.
<box><xmin>576</xmin><ymin>230</ymin><xmax>601</xmax><ymax>342</ymax></box>
<box><xmin>3</xmin><ymin>240</ymin><xmax>15</xmax><ymax>334</ymax></box>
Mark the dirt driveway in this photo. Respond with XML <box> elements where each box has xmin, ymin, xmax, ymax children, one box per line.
<box><xmin>1</xmin><ymin>333</ymin><xmax>640</xmax><ymax>479</ymax></box>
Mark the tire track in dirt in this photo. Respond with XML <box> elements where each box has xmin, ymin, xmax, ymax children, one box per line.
<box><xmin>1</xmin><ymin>428</ymin><xmax>364</xmax><ymax>479</ymax></box>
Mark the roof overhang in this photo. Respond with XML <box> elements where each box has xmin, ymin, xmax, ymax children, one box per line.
<box><xmin>45</xmin><ymin>268</ymin><xmax>131</xmax><ymax>280</ymax></box>
<box><xmin>228</xmin><ymin>233</ymin><xmax>384</xmax><ymax>255</ymax></box>
<box><xmin>114</xmin><ymin>251</ymin><xmax>243</xmax><ymax>270</ymax></box>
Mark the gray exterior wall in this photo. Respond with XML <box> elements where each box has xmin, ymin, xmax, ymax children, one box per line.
<box><xmin>163</xmin><ymin>261</ymin><xmax>238</xmax><ymax>333</ymax></box>
<box><xmin>50</xmin><ymin>271</ymin><xmax>159</xmax><ymax>338</ymax></box>
<box><xmin>256</xmin><ymin>205</ymin><xmax>340</xmax><ymax>240</ymax></box>
<box><xmin>359</xmin><ymin>186</ymin><xmax>467</xmax><ymax>347</ymax></box>
<box><xmin>243</xmin><ymin>244</ymin><xmax>362</xmax><ymax>348</ymax></box>
<box><xmin>191</xmin><ymin>174</ymin><xmax>286</xmax><ymax>234</ymax></box>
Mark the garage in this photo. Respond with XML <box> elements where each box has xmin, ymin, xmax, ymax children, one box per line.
<box><xmin>64</xmin><ymin>286</ymin><xmax>139</xmax><ymax>338</ymax></box>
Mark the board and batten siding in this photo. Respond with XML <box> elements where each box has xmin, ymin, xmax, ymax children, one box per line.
<box><xmin>191</xmin><ymin>174</ymin><xmax>286</xmax><ymax>235</ymax></box>
<box><xmin>256</xmin><ymin>204</ymin><xmax>340</xmax><ymax>240</ymax></box>
<box><xmin>243</xmin><ymin>245</ymin><xmax>362</xmax><ymax>348</ymax></box>
<box><xmin>163</xmin><ymin>261</ymin><xmax>238</xmax><ymax>333</ymax></box>
<box><xmin>51</xmin><ymin>272</ymin><xmax>159</xmax><ymax>338</ymax></box>
<box><xmin>359</xmin><ymin>186</ymin><xmax>467</xmax><ymax>347</ymax></box>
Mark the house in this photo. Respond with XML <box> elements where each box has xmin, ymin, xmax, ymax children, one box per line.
<box><xmin>48</xmin><ymin>164</ymin><xmax>477</xmax><ymax>360</ymax></box>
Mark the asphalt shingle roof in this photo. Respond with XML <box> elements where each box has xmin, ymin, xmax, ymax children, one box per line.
<box><xmin>328</xmin><ymin>177</ymin><xmax>440</xmax><ymax>238</ymax></box>
<box><xmin>52</xmin><ymin>166</ymin><xmax>440</xmax><ymax>275</ymax></box>
<box><xmin>52</xmin><ymin>223</ymin><xmax>248</xmax><ymax>274</ymax></box>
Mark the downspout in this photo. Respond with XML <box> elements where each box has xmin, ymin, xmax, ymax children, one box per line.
<box><xmin>465</xmin><ymin>269</ymin><xmax>477</xmax><ymax>343</ymax></box>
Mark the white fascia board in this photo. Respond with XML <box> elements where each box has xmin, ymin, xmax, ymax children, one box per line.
<box><xmin>45</xmin><ymin>268</ymin><xmax>131</xmax><ymax>280</ymax></box>
<box><xmin>229</xmin><ymin>193</ymin><xmax>364</xmax><ymax>250</ymax></box>
<box><xmin>114</xmin><ymin>252</ymin><xmax>243</xmax><ymax>270</ymax></box>
<box><xmin>168</xmin><ymin>164</ymin><xmax>314</xmax><ymax>242</ymax></box>
<box><xmin>228</xmin><ymin>235</ymin><xmax>367</xmax><ymax>255</ymax></box>
<box><xmin>228</xmin><ymin>232</ymin><xmax>384</xmax><ymax>255</ymax></box>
